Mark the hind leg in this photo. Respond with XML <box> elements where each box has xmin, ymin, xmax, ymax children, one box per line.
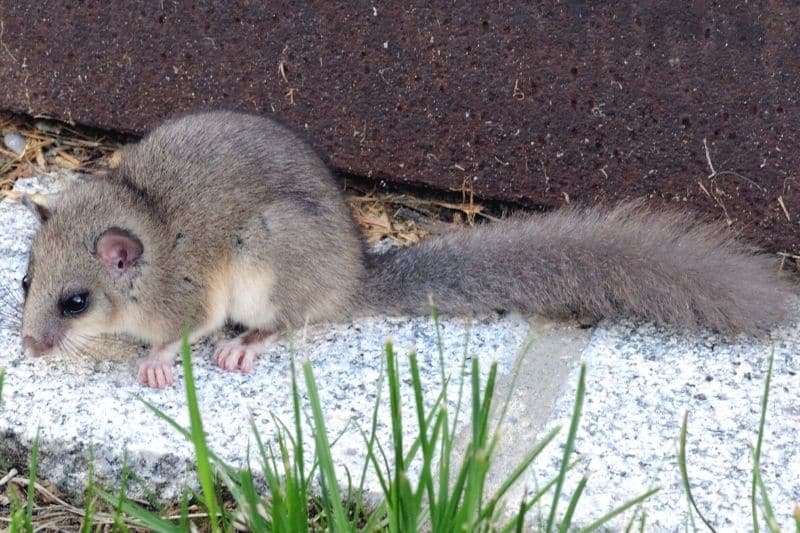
<box><xmin>213</xmin><ymin>329</ymin><xmax>277</xmax><ymax>373</ymax></box>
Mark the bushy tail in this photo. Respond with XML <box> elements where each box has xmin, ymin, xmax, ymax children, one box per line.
<box><xmin>357</xmin><ymin>201</ymin><xmax>793</xmax><ymax>335</ymax></box>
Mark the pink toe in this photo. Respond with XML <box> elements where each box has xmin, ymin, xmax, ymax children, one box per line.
<box><xmin>241</xmin><ymin>353</ymin><xmax>254</xmax><ymax>372</ymax></box>
<box><xmin>216</xmin><ymin>348</ymin><xmax>230</xmax><ymax>367</ymax></box>
<box><xmin>212</xmin><ymin>338</ymin><xmax>263</xmax><ymax>373</ymax></box>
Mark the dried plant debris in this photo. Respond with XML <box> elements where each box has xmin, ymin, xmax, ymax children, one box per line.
<box><xmin>0</xmin><ymin>112</ymin><xmax>126</xmax><ymax>200</ymax></box>
<box><xmin>0</xmin><ymin>467</ymin><xmax>168</xmax><ymax>531</ymax></box>
<box><xmin>0</xmin><ymin>112</ymin><xmax>489</xmax><ymax>247</ymax></box>
<box><xmin>346</xmin><ymin>191</ymin><xmax>495</xmax><ymax>246</ymax></box>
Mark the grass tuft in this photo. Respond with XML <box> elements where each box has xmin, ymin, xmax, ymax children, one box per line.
<box><xmin>30</xmin><ymin>318</ymin><xmax>800</xmax><ymax>530</ymax></box>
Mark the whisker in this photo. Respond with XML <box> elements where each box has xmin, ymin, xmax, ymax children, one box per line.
<box><xmin>70</xmin><ymin>333</ymin><xmax>139</xmax><ymax>362</ymax></box>
<box><xmin>58</xmin><ymin>338</ymin><xmax>96</xmax><ymax>374</ymax></box>
<box><xmin>0</xmin><ymin>301</ymin><xmax>23</xmax><ymax>317</ymax></box>
<box><xmin>0</xmin><ymin>276</ymin><xmax>24</xmax><ymax>334</ymax></box>
<box><xmin>59</xmin><ymin>337</ymin><xmax>82</xmax><ymax>360</ymax></box>
<box><xmin>0</xmin><ymin>314</ymin><xmax>22</xmax><ymax>329</ymax></box>
<box><xmin>64</xmin><ymin>335</ymin><xmax>98</xmax><ymax>358</ymax></box>
<box><xmin>73</xmin><ymin>332</ymin><xmax>135</xmax><ymax>349</ymax></box>
<box><xmin>73</xmin><ymin>339</ymin><xmax>108</xmax><ymax>360</ymax></box>
<box><xmin>0</xmin><ymin>275</ymin><xmax>24</xmax><ymax>306</ymax></box>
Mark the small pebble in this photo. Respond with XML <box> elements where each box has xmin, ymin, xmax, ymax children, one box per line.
<box><xmin>3</xmin><ymin>131</ymin><xmax>26</xmax><ymax>156</ymax></box>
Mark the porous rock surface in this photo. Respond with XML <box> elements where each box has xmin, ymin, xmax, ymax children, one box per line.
<box><xmin>0</xmin><ymin>2</ymin><xmax>798</xmax><ymax>252</ymax></box>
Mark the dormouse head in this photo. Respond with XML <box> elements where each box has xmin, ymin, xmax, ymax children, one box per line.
<box><xmin>20</xmin><ymin>187</ymin><xmax>146</xmax><ymax>358</ymax></box>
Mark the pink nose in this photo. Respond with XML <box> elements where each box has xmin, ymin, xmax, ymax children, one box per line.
<box><xmin>22</xmin><ymin>335</ymin><xmax>53</xmax><ymax>357</ymax></box>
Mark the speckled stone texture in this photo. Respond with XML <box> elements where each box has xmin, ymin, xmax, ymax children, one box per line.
<box><xmin>0</xmin><ymin>2</ymin><xmax>798</xmax><ymax>253</ymax></box>
<box><xmin>527</xmin><ymin>320</ymin><xmax>800</xmax><ymax>530</ymax></box>
<box><xmin>1</xmin><ymin>176</ymin><xmax>798</xmax><ymax>530</ymax></box>
<box><xmin>0</xmin><ymin>177</ymin><xmax>531</xmax><ymax>500</ymax></box>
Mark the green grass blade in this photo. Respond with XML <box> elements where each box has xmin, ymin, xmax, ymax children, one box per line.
<box><xmin>359</xmin><ymin>425</ymin><xmax>391</xmax><ymax>499</ymax></box>
<box><xmin>435</xmin><ymin>321</ymin><xmax>472</xmax><ymax>527</ymax></box>
<box><xmin>112</xmin><ymin>453</ymin><xmax>131</xmax><ymax>532</ymax></box>
<box><xmin>80</xmin><ymin>447</ymin><xmax>95</xmax><ymax>533</ymax></box>
<box><xmin>546</xmin><ymin>363</ymin><xmax>586</xmax><ymax>533</ymax></box>
<box><xmin>178</xmin><ymin>330</ymin><xmax>220</xmax><ymax>533</ymax></box>
<box><xmin>25</xmin><ymin>429</ymin><xmax>40</xmax><ymax>533</ymax></box>
<box><xmin>679</xmin><ymin>411</ymin><xmax>716</xmax><ymax>532</ymax></box>
<box><xmin>178</xmin><ymin>491</ymin><xmax>190</xmax><ymax>532</ymax></box>
<box><xmin>449</xmin><ymin>319</ymin><xmax>473</xmax><ymax>442</ymax></box>
<box><xmin>239</xmin><ymin>464</ymin><xmax>268</xmax><ymax>532</ymax></box>
<box><xmin>434</xmin><ymin>411</ymin><xmax>452</xmax><ymax>528</ymax></box>
<box><xmin>580</xmin><ymin>488</ymin><xmax>660</xmax><ymax>532</ymax></box>
<box><xmin>262</xmin><ymin>442</ymin><xmax>287</xmax><ymax>531</ymax></box>
<box><xmin>793</xmin><ymin>503</ymin><xmax>800</xmax><ymax>533</ymax></box>
<box><xmin>500</xmin><ymin>461</ymin><xmax>580</xmax><ymax>533</ymax></box>
<box><xmin>558</xmin><ymin>475</ymin><xmax>588</xmax><ymax>533</ymax></box>
<box><xmin>359</xmin><ymin>353</ymin><xmax>385</xmax><ymax>495</ymax></box>
<box><xmin>290</xmin><ymin>354</ymin><xmax>306</xmax><ymax>483</ymax></box>
<box><xmin>398</xmin><ymin>366</ymin><xmax>449</xmax><ymax>474</ymax></box>
<box><xmin>476</xmin><ymin>361</ymin><xmax>497</xmax><ymax>449</ymax></box>
<box><xmin>408</xmin><ymin>352</ymin><xmax>436</xmax><ymax>519</ymax></box>
<box><xmin>96</xmin><ymin>487</ymin><xmax>181</xmax><ymax>533</ymax></box>
<box><xmin>260</xmin><ymin>415</ymin><xmax>309</xmax><ymax>532</ymax></box>
<box><xmin>302</xmin><ymin>359</ymin><xmax>352</xmax><ymax>531</ymax></box>
<box><xmin>482</xmin><ymin>426</ymin><xmax>560</xmax><ymax>521</ymax></box>
<box><xmin>9</xmin><ymin>500</ymin><xmax>24</xmax><ymax>533</ymax></box>
<box><xmin>361</xmin><ymin>503</ymin><xmax>391</xmax><ymax>532</ymax></box>
<box><xmin>0</xmin><ymin>368</ymin><xmax>5</xmax><ymax>405</ymax></box>
<box><xmin>751</xmin><ymin>347</ymin><xmax>775</xmax><ymax>533</ymax></box>
<box><xmin>442</xmin><ymin>444</ymin><xmax>473</xmax><ymax>525</ymax></box>
<box><xmin>471</xmin><ymin>356</ymin><xmax>482</xmax><ymax>449</ymax></box>
<box><xmin>623</xmin><ymin>506</ymin><xmax>640</xmax><ymax>533</ymax></box>
<box><xmin>463</xmin><ymin>359</ymin><xmax>497</xmax><ymax>527</ymax></box>
<box><xmin>429</xmin><ymin>298</ymin><xmax>445</xmax><ymax>384</ymax></box>
<box><xmin>384</xmin><ymin>341</ymin><xmax>412</xmax><ymax>531</ymax></box>
<box><xmin>286</xmin><ymin>355</ymin><xmax>313</xmax><ymax>531</ymax></box>
<box><xmin>417</xmin><ymin>407</ymin><xmax>446</xmax><ymax>521</ymax></box>
<box><xmin>752</xmin><ymin>460</ymin><xmax>779</xmax><ymax>532</ymax></box>
<box><xmin>512</xmin><ymin>493</ymin><xmax>527</xmax><ymax>533</ymax></box>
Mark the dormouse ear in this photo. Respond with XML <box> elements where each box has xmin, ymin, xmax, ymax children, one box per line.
<box><xmin>95</xmin><ymin>228</ymin><xmax>143</xmax><ymax>280</ymax></box>
<box><xmin>21</xmin><ymin>193</ymin><xmax>54</xmax><ymax>223</ymax></box>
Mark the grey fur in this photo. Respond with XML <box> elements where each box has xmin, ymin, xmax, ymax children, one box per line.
<box><xmin>360</xmin><ymin>202</ymin><xmax>791</xmax><ymax>334</ymax></box>
<box><xmin>21</xmin><ymin>111</ymin><xmax>792</xmax><ymax>360</ymax></box>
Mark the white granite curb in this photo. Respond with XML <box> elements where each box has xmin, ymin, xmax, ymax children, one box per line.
<box><xmin>1</xmin><ymin>176</ymin><xmax>797</xmax><ymax>531</ymax></box>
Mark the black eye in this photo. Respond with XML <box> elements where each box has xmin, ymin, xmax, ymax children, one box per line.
<box><xmin>59</xmin><ymin>292</ymin><xmax>89</xmax><ymax>317</ymax></box>
<box><xmin>21</xmin><ymin>275</ymin><xmax>30</xmax><ymax>293</ymax></box>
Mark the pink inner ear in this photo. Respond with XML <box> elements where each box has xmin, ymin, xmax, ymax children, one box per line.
<box><xmin>96</xmin><ymin>230</ymin><xmax>143</xmax><ymax>279</ymax></box>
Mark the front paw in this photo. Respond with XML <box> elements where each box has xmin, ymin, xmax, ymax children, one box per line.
<box><xmin>138</xmin><ymin>360</ymin><xmax>175</xmax><ymax>388</ymax></box>
<box><xmin>213</xmin><ymin>339</ymin><xmax>259</xmax><ymax>373</ymax></box>
<box><xmin>137</xmin><ymin>345</ymin><xmax>177</xmax><ymax>388</ymax></box>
